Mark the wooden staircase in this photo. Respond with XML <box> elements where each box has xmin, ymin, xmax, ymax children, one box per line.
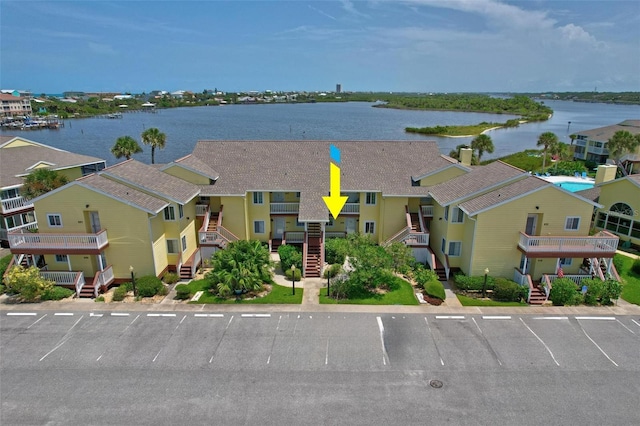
<box><xmin>208</xmin><ymin>212</ymin><xmax>219</xmax><ymax>232</ymax></box>
<box><xmin>409</xmin><ymin>213</ymin><xmax>420</xmax><ymax>232</ymax></box>
<box><xmin>529</xmin><ymin>286</ymin><xmax>547</xmax><ymax>305</ymax></box>
<box><xmin>78</xmin><ymin>283</ymin><xmax>96</xmax><ymax>298</ymax></box>
<box><xmin>271</xmin><ymin>238</ymin><xmax>283</xmax><ymax>253</ymax></box>
<box><xmin>305</xmin><ymin>223</ymin><xmax>322</xmax><ymax>277</ymax></box>
<box><xmin>179</xmin><ymin>264</ymin><xmax>192</xmax><ymax>281</ymax></box>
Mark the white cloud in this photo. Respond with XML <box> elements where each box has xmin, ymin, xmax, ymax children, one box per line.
<box><xmin>308</xmin><ymin>5</ymin><xmax>337</xmax><ymax>21</ymax></box>
<box><xmin>559</xmin><ymin>23</ymin><xmax>597</xmax><ymax>43</ymax></box>
<box><xmin>340</xmin><ymin>0</ymin><xmax>370</xmax><ymax>18</ymax></box>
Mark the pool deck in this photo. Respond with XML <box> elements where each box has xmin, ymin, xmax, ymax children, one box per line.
<box><xmin>539</xmin><ymin>175</ymin><xmax>595</xmax><ymax>184</ymax></box>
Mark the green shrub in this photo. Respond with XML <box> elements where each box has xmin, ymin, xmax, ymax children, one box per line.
<box><xmin>121</xmin><ymin>281</ymin><xmax>133</xmax><ymax>291</ymax></box>
<box><xmin>325</xmin><ymin>238</ymin><xmax>350</xmax><ymax>265</ymax></box>
<box><xmin>135</xmin><ymin>275</ymin><xmax>164</xmax><ymax>297</ymax></box>
<box><xmin>41</xmin><ymin>286</ymin><xmax>74</xmax><ymax>301</ymax></box>
<box><xmin>95</xmin><ymin>296</ymin><xmax>105</xmax><ymax>303</ymax></box>
<box><xmin>112</xmin><ymin>285</ymin><xmax>128</xmax><ymax>301</ymax></box>
<box><xmin>549</xmin><ymin>278</ymin><xmax>579</xmax><ymax>306</ymax></box>
<box><xmin>323</xmin><ymin>263</ymin><xmax>342</xmax><ymax>279</ymax></box>
<box><xmin>0</xmin><ymin>284</ymin><xmax>5</xmax><ymax>294</ymax></box>
<box><xmin>424</xmin><ymin>280</ymin><xmax>446</xmax><ymax>300</ymax></box>
<box><xmin>613</xmin><ymin>255</ymin><xmax>625</xmax><ymax>274</ymax></box>
<box><xmin>632</xmin><ymin>259</ymin><xmax>640</xmax><ymax>275</ymax></box>
<box><xmin>175</xmin><ymin>284</ymin><xmax>192</xmax><ymax>300</ymax></box>
<box><xmin>278</xmin><ymin>244</ymin><xmax>302</xmax><ymax>272</ymax></box>
<box><xmin>163</xmin><ymin>272</ymin><xmax>179</xmax><ymax>284</ymax></box>
<box><xmin>601</xmin><ymin>279</ymin><xmax>623</xmax><ymax>305</ymax></box>
<box><xmin>414</xmin><ymin>266</ymin><xmax>439</xmax><ymax>290</ymax></box>
<box><xmin>284</xmin><ymin>268</ymin><xmax>302</xmax><ymax>281</ymax></box>
<box><xmin>0</xmin><ymin>255</ymin><xmax>12</xmax><ymax>278</ymax></box>
<box><xmin>493</xmin><ymin>278</ymin><xmax>525</xmax><ymax>302</ymax></box>
<box><xmin>157</xmin><ymin>285</ymin><xmax>169</xmax><ymax>296</ymax></box>
<box><xmin>583</xmin><ymin>278</ymin><xmax>604</xmax><ymax>306</ymax></box>
<box><xmin>454</xmin><ymin>273</ymin><xmax>495</xmax><ymax>291</ymax></box>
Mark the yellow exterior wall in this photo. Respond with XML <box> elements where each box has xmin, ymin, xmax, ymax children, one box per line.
<box><xmin>429</xmin><ymin>203</ymin><xmax>449</xmax><ymax>265</ymax></box>
<box><xmin>58</xmin><ymin>167</ymin><xmax>83</xmax><ymax>181</ymax></box>
<box><xmin>597</xmin><ymin>179</ymin><xmax>640</xmax><ymax>218</ymax></box>
<box><xmin>380</xmin><ymin>197</ymin><xmax>407</xmax><ymax>242</ymax></box>
<box><xmin>34</xmin><ymin>184</ymin><xmax>156</xmax><ymax>279</ymax></box>
<box><xmin>359</xmin><ymin>192</ymin><xmax>380</xmax><ymax>241</ymax></box>
<box><xmin>162</xmin><ymin>165</ymin><xmax>211</xmax><ymax>185</ymax></box>
<box><xmin>248</xmin><ymin>192</ymin><xmax>271</xmax><ymax>241</ymax></box>
<box><xmin>444</xmin><ymin>206</ymin><xmax>466</xmax><ymax>268</ymax></box>
<box><xmin>470</xmin><ymin>187</ymin><xmax>594</xmax><ymax>278</ymax></box>
<box><xmin>1</xmin><ymin>138</ymin><xmax>33</xmax><ymax>148</ymax></box>
<box><xmin>220</xmin><ymin>196</ymin><xmax>247</xmax><ymax>239</ymax></box>
<box><xmin>419</xmin><ymin>166</ymin><xmax>467</xmax><ymax>186</ymax></box>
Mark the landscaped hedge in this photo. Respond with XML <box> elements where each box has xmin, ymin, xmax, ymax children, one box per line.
<box><xmin>41</xmin><ymin>286</ymin><xmax>74</xmax><ymax>301</ymax></box>
<box><xmin>0</xmin><ymin>255</ymin><xmax>12</xmax><ymax>278</ymax></box>
<box><xmin>112</xmin><ymin>285</ymin><xmax>128</xmax><ymax>301</ymax></box>
<box><xmin>549</xmin><ymin>278</ymin><xmax>582</xmax><ymax>306</ymax></box>
<box><xmin>163</xmin><ymin>272</ymin><xmax>179</xmax><ymax>284</ymax></box>
<box><xmin>325</xmin><ymin>238</ymin><xmax>350</xmax><ymax>265</ymax></box>
<box><xmin>278</xmin><ymin>244</ymin><xmax>302</xmax><ymax>272</ymax></box>
<box><xmin>454</xmin><ymin>273</ymin><xmax>495</xmax><ymax>291</ymax></box>
<box><xmin>632</xmin><ymin>259</ymin><xmax>640</xmax><ymax>275</ymax></box>
<box><xmin>424</xmin><ymin>280</ymin><xmax>446</xmax><ymax>300</ymax></box>
<box><xmin>175</xmin><ymin>284</ymin><xmax>192</xmax><ymax>300</ymax></box>
<box><xmin>492</xmin><ymin>278</ymin><xmax>526</xmax><ymax>302</ymax></box>
<box><xmin>136</xmin><ymin>275</ymin><xmax>166</xmax><ymax>297</ymax></box>
<box><xmin>284</xmin><ymin>268</ymin><xmax>302</xmax><ymax>281</ymax></box>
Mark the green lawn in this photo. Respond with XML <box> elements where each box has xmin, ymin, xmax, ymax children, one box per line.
<box><xmin>456</xmin><ymin>294</ymin><xmax>529</xmax><ymax>307</ymax></box>
<box><xmin>181</xmin><ymin>279</ymin><xmax>303</xmax><ymax>304</ymax></box>
<box><xmin>615</xmin><ymin>255</ymin><xmax>640</xmax><ymax>305</ymax></box>
<box><xmin>319</xmin><ymin>276</ymin><xmax>419</xmax><ymax>305</ymax></box>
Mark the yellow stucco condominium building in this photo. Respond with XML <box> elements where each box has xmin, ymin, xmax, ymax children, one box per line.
<box><xmin>7</xmin><ymin>139</ymin><xmax>622</xmax><ymax>303</ymax></box>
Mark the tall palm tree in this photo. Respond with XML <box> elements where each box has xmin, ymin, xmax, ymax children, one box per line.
<box><xmin>22</xmin><ymin>169</ymin><xmax>69</xmax><ymax>199</ymax></box>
<box><xmin>141</xmin><ymin>127</ymin><xmax>166</xmax><ymax>164</ymax></box>
<box><xmin>111</xmin><ymin>136</ymin><xmax>143</xmax><ymax>160</ymax></box>
<box><xmin>536</xmin><ymin>132</ymin><xmax>559</xmax><ymax>172</ymax></box>
<box><xmin>549</xmin><ymin>142</ymin><xmax>568</xmax><ymax>171</ymax></box>
<box><xmin>470</xmin><ymin>134</ymin><xmax>494</xmax><ymax>164</ymax></box>
<box><xmin>607</xmin><ymin>130</ymin><xmax>639</xmax><ymax>163</ymax></box>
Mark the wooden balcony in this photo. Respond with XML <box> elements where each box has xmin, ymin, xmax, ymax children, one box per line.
<box><xmin>1</xmin><ymin>196</ymin><xmax>33</xmax><ymax>214</ymax></box>
<box><xmin>195</xmin><ymin>204</ymin><xmax>208</xmax><ymax>216</ymax></box>
<box><xmin>270</xmin><ymin>202</ymin><xmax>299</xmax><ymax>214</ymax></box>
<box><xmin>8</xmin><ymin>229</ymin><xmax>109</xmax><ymax>254</ymax></box>
<box><xmin>518</xmin><ymin>231</ymin><xmax>619</xmax><ymax>258</ymax></box>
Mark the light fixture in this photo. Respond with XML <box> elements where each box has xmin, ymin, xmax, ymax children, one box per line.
<box><xmin>85</xmin><ymin>204</ymin><xmax>90</xmax><ymax>208</ymax></box>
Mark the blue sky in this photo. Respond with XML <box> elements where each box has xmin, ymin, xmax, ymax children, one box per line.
<box><xmin>1</xmin><ymin>0</ymin><xmax>639</xmax><ymax>93</ymax></box>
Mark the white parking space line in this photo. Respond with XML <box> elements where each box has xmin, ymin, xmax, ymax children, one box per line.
<box><xmin>39</xmin><ymin>315</ymin><xmax>84</xmax><ymax>362</ymax></box>
<box><xmin>27</xmin><ymin>314</ymin><xmax>47</xmax><ymax>329</ymax></box>
<box><xmin>576</xmin><ymin>320</ymin><xmax>618</xmax><ymax>367</ymax></box>
<box><xmin>152</xmin><ymin>349</ymin><xmax>161</xmax><ymax>362</ymax></box>
<box><xmin>616</xmin><ymin>319</ymin><xmax>635</xmax><ymax>335</ymax></box>
<box><xmin>575</xmin><ymin>316</ymin><xmax>616</xmax><ymax>321</ymax></box>
<box><xmin>325</xmin><ymin>338</ymin><xmax>330</xmax><ymax>365</ymax></box>
<box><xmin>534</xmin><ymin>317</ymin><xmax>568</xmax><ymax>320</ymax></box>
<box><xmin>7</xmin><ymin>312</ymin><xmax>37</xmax><ymax>316</ymax></box>
<box><xmin>90</xmin><ymin>313</ymin><xmax>103</xmax><ymax>317</ymax></box>
<box><xmin>174</xmin><ymin>314</ymin><xmax>187</xmax><ymax>330</ymax></box>
<box><xmin>482</xmin><ymin>316</ymin><xmax>511</xmax><ymax>320</ymax></box>
<box><xmin>194</xmin><ymin>314</ymin><xmax>224</xmax><ymax>318</ymax></box>
<box><xmin>111</xmin><ymin>313</ymin><xmax>130</xmax><ymax>316</ymax></box>
<box><xmin>54</xmin><ymin>313</ymin><xmax>73</xmax><ymax>316</ymax></box>
<box><xmin>519</xmin><ymin>317</ymin><xmax>560</xmax><ymax>366</ymax></box>
<box><xmin>424</xmin><ymin>317</ymin><xmax>444</xmax><ymax>366</ymax></box>
<box><xmin>632</xmin><ymin>319</ymin><xmax>640</xmax><ymax>328</ymax></box>
<box><xmin>376</xmin><ymin>316</ymin><xmax>390</xmax><ymax>366</ymax></box>
<box><xmin>435</xmin><ymin>315</ymin><xmax>465</xmax><ymax>319</ymax></box>
<box><xmin>147</xmin><ymin>313</ymin><xmax>176</xmax><ymax>317</ymax></box>
<box><xmin>241</xmin><ymin>314</ymin><xmax>271</xmax><ymax>318</ymax></box>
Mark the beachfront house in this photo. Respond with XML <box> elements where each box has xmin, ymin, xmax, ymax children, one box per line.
<box><xmin>572</xmin><ymin>120</ymin><xmax>640</xmax><ymax>173</ymax></box>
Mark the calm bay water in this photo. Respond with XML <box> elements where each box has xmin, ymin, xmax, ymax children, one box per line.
<box><xmin>3</xmin><ymin>100</ymin><xmax>638</xmax><ymax>166</ymax></box>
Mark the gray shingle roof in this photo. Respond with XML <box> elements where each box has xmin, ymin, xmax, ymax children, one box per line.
<box><xmin>101</xmin><ymin>159</ymin><xmax>200</xmax><ymax>204</ymax></box>
<box><xmin>191</xmin><ymin>140</ymin><xmax>454</xmax><ymax>220</ymax></box>
<box><xmin>0</xmin><ymin>138</ymin><xmax>105</xmax><ymax>188</ymax></box>
<box><xmin>575</xmin><ymin>120</ymin><xmax>640</xmax><ymax>142</ymax></box>
<box><xmin>76</xmin><ymin>174</ymin><xmax>169</xmax><ymax>214</ymax></box>
<box><xmin>459</xmin><ymin>176</ymin><xmax>550</xmax><ymax>216</ymax></box>
<box><xmin>172</xmin><ymin>154</ymin><xmax>219</xmax><ymax>180</ymax></box>
<box><xmin>428</xmin><ymin>161</ymin><xmax>527</xmax><ymax>206</ymax></box>
<box><xmin>575</xmin><ymin>186</ymin><xmax>601</xmax><ymax>202</ymax></box>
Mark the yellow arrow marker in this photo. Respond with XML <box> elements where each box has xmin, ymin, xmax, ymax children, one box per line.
<box><xmin>323</xmin><ymin>162</ymin><xmax>348</xmax><ymax>219</ymax></box>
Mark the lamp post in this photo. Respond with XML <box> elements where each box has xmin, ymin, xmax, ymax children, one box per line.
<box><xmin>129</xmin><ymin>265</ymin><xmax>137</xmax><ymax>296</ymax></box>
<box><xmin>482</xmin><ymin>267</ymin><xmax>489</xmax><ymax>298</ymax></box>
<box><xmin>291</xmin><ymin>265</ymin><xmax>296</xmax><ymax>296</ymax></box>
<box><xmin>327</xmin><ymin>270</ymin><xmax>331</xmax><ymax>297</ymax></box>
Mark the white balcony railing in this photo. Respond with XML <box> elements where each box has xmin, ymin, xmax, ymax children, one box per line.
<box><xmin>93</xmin><ymin>265</ymin><xmax>115</xmax><ymax>297</ymax></box>
<box><xmin>325</xmin><ymin>232</ymin><xmax>346</xmax><ymax>239</ymax></box>
<box><xmin>195</xmin><ymin>204</ymin><xmax>208</xmax><ymax>216</ymax></box>
<box><xmin>1</xmin><ymin>196</ymin><xmax>33</xmax><ymax>214</ymax></box>
<box><xmin>518</xmin><ymin>231</ymin><xmax>618</xmax><ymax>255</ymax></box>
<box><xmin>342</xmin><ymin>203</ymin><xmax>360</xmax><ymax>214</ymax></box>
<box><xmin>404</xmin><ymin>232</ymin><xmax>430</xmax><ymax>246</ymax></box>
<box><xmin>41</xmin><ymin>271</ymin><xmax>85</xmax><ymax>296</ymax></box>
<box><xmin>284</xmin><ymin>231</ymin><xmax>305</xmax><ymax>243</ymax></box>
<box><xmin>270</xmin><ymin>202</ymin><xmax>300</xmax><ymax>214</ymax></box>
<box><xmin>421</xmin><ymin>205</ymin><xmax>434</xmax><ymax>217</ymax></box>
<box><xmin>199</xmin><ymin>226</ymin><xmax>239</xmax><ymax>248</ymax></box>
<box><xmin>8</xmin><ymin>229</ymin><xmax>109</xmax><ymax>252</ymax></box>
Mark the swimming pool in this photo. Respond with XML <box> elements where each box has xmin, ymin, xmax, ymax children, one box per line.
<box><xmin>554</xmin><ymin>181</ymin><xmax>594</xmax><ymax>192</ymax></box>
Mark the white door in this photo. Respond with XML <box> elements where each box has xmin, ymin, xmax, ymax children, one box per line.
<box><xmin>525</xmin><ymin>214</ymin><xmax>537</xmax><ymax>235</ymax></box>
<box><xmin>272</xmin><ymin>192</ymin><xmax>285</xmax><ymax>202</ymax></box>
<box><xmin>345</xmin><ymin>218</ymin><xmax>356</xmax><ymax>234</ymax></box>
<box><xmin>273</xmin><ymin>217</ymin><xmax>285</xmax><ymax>239</ymax></box>
<box><xmin>89</xmin><ymin>211</ymin><xmax>101</xmax><ymax>233</ymax></box>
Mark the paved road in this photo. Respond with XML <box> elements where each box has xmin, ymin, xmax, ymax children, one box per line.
<box><xmin>1</xmin><ymin>310</ymin><xmax>639</xmax><ymax>425</ymax></box>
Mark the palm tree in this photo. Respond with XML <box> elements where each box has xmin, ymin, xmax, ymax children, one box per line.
<box><xmin>470</xmin><ymin>134</ymin><xmax>494</xmax><ymax>164</ymax></box>
<box><xmin>549</xmin><ymin>142</ymin><xmax>568</xmax><ymax>171</ymax></box>
<box><xmin>22</xmin><ymin>169</ymin><xmax>69</xmax><ymax>199</ymax></box>
<box><xmin>141</xmin><ymin>127</ymin><xmax>166</xmax><ymax>164</ymax></box>
<box><xmin>536</xmin><ymin>132</ymin><xmax>559</xmax><ymax>172</ymax></box>
<box><xmin>569</xmin><ymin>134</ymin><xmax>577</xmax><ymax>146</ymax></box>
<box><xmin>606</xmin><ymin>130</ymin><xmax>640</xmax><ymax>163</ymax></box>
<box><xmin>111</xmin><ymin>136</ymin><xmax>143</xmax><ymax>160</ymax></box>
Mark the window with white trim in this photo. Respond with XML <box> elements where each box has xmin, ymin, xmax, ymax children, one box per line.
<box><xmin>181</xmin><ymin>235</ymin><xmax>187</xmax><ymax>252</ymax></box>
<box><xmin>178</xmin><ymin>204</ymin><xmax>184</xmax><ymax>219</ymax></box>
<box><xmin>55</xmin><ymin>254</ymin><xmax>68</xmax><ymax>263</ymax></box>
<box><xmin>166</xmin><ymin>239</ymin><xmax>179</xmax><ymax>254</ymax></box>
<box><xmin>564</xmin><ymin>216</ymin><xmax>580</xmax><ymax>231</ymax></box>
<box><xmin>364</xmin><ymin>221</ymin><xmax>375</xmax><ymax>234</ymax></box>
<box><xmin>448</xmin><ymin>241</ymin><xmax>462</xmax><ymax>257</ymax></box>
<box><xmin>253</xmin><ymin>192</ymin><xmax>263</xmax><ymax>205</ymax></box>
<box><xmin>254</xmin><ymin>220</ymin><xmax>265</xmax><ymax>234</ymax></box>
<box><xmin>365</xmin><ymin>192</ymin><xmax>376</xmax><ymax>205</ymax></box>
<box><xmin>47</xmin><ymin>214</ymin><xmax>62</xmax><ymax>227</ymax></box>
<box><xmin>452</xmin><ymin>207</ymin><xmax>464</xmax><ymax>223</ymax></box>
<box><xmin>164</xmin><ymin>206</ymin><xmax>176</xmax><ymax>221</ymax></box>
<box><xmin>560</xmin><ymin>258</ymin><xmax>572</xmax><ymax>266</ymax></box>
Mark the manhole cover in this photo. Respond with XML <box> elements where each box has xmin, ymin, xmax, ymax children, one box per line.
<box><xmin>429</xmin><ymin>380</ymin><xmax>443</xmax><ymax>389</ymax></box>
